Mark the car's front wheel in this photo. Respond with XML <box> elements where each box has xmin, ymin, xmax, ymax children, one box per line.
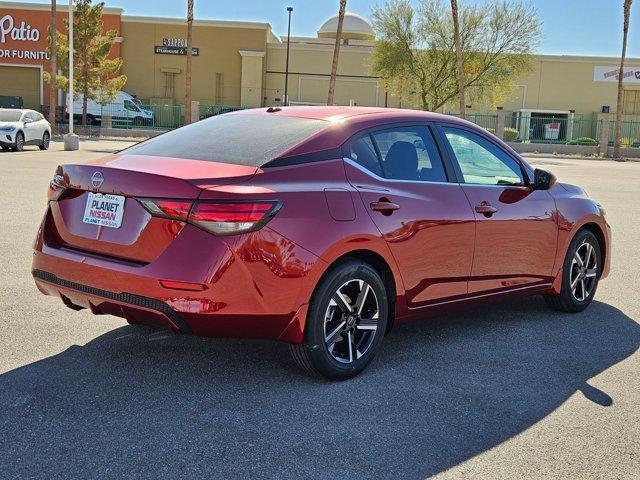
<box><xmin>13</xmin><ymin>132</ymin><xmax>24</xmax><ymax>152</ymax></box>
<box><xmin>289</xmin><ymin>261</ymin><xmax>388</xmax><ymax>380</ymax></box>
<box><xmin>544</xmin><ymin>229</ymin><xmax>601</xmax><ymax>312</ymax></box>
<box><xmin>39</xmin><ymin>131</ymin><xmax>50</xmax><ymax>150</ymax></box>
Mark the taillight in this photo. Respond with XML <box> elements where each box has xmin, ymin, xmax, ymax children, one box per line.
<box><xmin>189</xmin><ymin>200</ymin><xmax>282</xmax><ymax>236</ymax></box>
<box><xmin>138</xmin><ymin>198</ymin><xmax>192</xmax><ymax>221</ymax></box>
<box><xmin>138</xmin><ymin>198</ymin><xmax>281</xmax><ymax>236</ymax></box>
<box><xmin>48</xmin><ymin>173</ymin><xmax>67</xmax><ymax>201</ymax></box>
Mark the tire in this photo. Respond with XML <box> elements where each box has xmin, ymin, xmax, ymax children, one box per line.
<box><xmin>85</xmin><ymin>115</ymin><xmax>95</xmax><ymax>126</ymax></box>
<box><xmin>133</xmin><ymin>116</ymin><xmax>144</xmax><ymax>127</ymax></box>
<box><xmin>544</xmin><ymin>229</ymin><xmax>601</xmax><ymax>313</ymax></box>
<box><xmin>39</xmin><ymin>131</ymin><xmax>50</xmax><ymax>150</ymax></box>
<box><xmin>13</xmin><ymin>132</ymin><xmax>24</xmax><ymax>152</ymax></box>
<box><xmin>289</xmin><ymin>260</ymin><xmax>388</xmax><ymax>380</ymax></box>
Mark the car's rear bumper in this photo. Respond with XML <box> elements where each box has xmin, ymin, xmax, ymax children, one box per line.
<box><xmin>32</xmin><ymin>221</ymin><xmax>323</xmax><ymax>343</ymax></box>
<box><xmin>33</xmin><ymin>269</ymin><xmax>194</xmax><ymax>333</ymax></box>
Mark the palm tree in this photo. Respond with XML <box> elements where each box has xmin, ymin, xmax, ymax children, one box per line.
<box><xmin>184</xmin><ymin>0</ymin><xmax>194</xmax><ymax>125</ymax></box>
<box><xmin>451</xmin><ymin>0</ymin><xmax>465</xmax><ymax>119</ymax></box>
<box><xmin>614</xmin><ymin>0</ymin><xmax>633</xmax><ymax>158</ymax></box>
<box><xmin>327</xmin><ymin>0</ymin><xmax>347</xmax><ymax>106</ymax></box>
<box><xmin>49</xmin><ymin>0</ymin><xmax>57</xmax><ymax>128</ymax></box>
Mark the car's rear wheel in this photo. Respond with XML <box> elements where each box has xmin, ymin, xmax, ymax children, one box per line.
<box><xmin>544</xmin><ymin>229</ymin><xmax>601</xmax><ymax>312</ymax></box>
<box><xmin>39</xmin><ymin>131</ymin><xmax>50</xmax><ymax>150</ymax></box>
<box><xmin>289</xmin><ymin>261</ymin><xmax>388</xmax><ymax>380</ymax></box>
<box><xmin>14</xmin><ymin>132</ymin><xmax>24</xmax><ymax>152</ymax></box>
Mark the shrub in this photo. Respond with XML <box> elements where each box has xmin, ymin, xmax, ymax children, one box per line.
<box><xmin>503</xmin><ymin>127</ymin><xmax>520</xmax><ymax>142</ymax></box>
<box><xmin>618</xmin><ymin>137</ymin><xmax>639</xmax><ymax>148</ymax></box>
<box><xmin>485</xmin><ymin>127</ymin><xmax>496</xmax><ymax>134</ymax></box>
<box><xmin>567</xmin><ymin>137</ymin><xmax>598</xmax><ymax>146</ymax></box>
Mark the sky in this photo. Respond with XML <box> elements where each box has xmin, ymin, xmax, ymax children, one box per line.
<box><xmin>13</xmin><ymin>0</ymin><xmax>640</xmax><ymax>58</ymax></box>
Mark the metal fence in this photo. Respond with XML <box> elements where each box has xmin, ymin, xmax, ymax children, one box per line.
<box><xmin>449</xmin><ymin>113</ymin><xmax>604</xmax><ymax>145</ymax></box>
<box><xmin>97</xmin><ymin>102</ymin><xmax>247</xmax><ymax>130</ymax></box>
<box><xmin>46</xmin><ymin>103</ymin><xmax>640</xmax><ymax>148</ymax></box>
<box><xmin>607</xmin><ymin>119</ymin><xmax>640</xmax><ymax>147</ymax></box>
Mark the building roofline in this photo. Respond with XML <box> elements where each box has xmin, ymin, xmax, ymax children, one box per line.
<box><xmin>534</xmin><ymin>53</ymin><xmax>640</xmax><ymax>63</ymax></box>
<box><xmin>121</xmin><ymin>15</ymin><xmax>271</xmax><ymax>30</ymax></box>
<box><xmin>0</xmin><ymin>1</ymin><xmax>123</xmax><ymax>14</ymax></box>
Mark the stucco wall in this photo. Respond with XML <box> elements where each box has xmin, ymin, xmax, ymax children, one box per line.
<box><xmin>120</xmin><ymin>19</ymin><xmax>267</xmax><ymax>106</ymax></box>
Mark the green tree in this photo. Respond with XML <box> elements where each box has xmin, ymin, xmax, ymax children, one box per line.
<box><xmin>613</xmin><ymin>0</ymin><xmax>633</xmax><ymax>159</ymax></box>
<box><xmin>371</xmin><ymin>0</ymin><xmax>540</xmax><ymax>112</ymax></box>
<box><xmin>44</xmin><ymin>0</ymin><xmax>126</xmax><ymax>125</ymax></box>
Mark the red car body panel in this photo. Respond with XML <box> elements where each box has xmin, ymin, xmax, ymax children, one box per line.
<box><xmin>32</xmin><ymin>107</ymin><xmax>611</xmax><ymax>344</ymax></box>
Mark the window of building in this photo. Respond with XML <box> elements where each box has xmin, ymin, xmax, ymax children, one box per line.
<box><xmin>215</xmin><ymin>72</ymin><xmax>224</xmax><ymax>104</ymax></box>
<box><xmin>163</xmin><ymin>72</ymin><xmax>176</xmax><ymax>99</ymax></box>
<box><xmin>623</xmin><ymin>89</ymin><xmax>640</xmax><ymax>115</ymax></box>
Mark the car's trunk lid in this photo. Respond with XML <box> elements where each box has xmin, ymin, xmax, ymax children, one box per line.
<box><xmin>45</xmin><ymin>154</ymin><xmax>257</xmax><ymax>263</ymax></box>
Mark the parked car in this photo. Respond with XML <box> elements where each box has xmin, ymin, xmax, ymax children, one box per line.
<box><xmin>40</xmin><ymin>104</ymin><xmax>67</xmax><ymax>125</ymax></box>
<box><xmin>0</xmin><ymin>109</ymin><xmax>51</xmax><ymax>151</ymax></box>
<box><xmin>0</xmin><ymin>95</ymin><xmax>23</xmax><ymax>109</ymax></box>
<box><xmin>66</xmin><ymin>91</ymin><xmax>154</xmax><ymax>126</ymax></box>
<box><xmin>32</xmin><ymin>107</ymin><xmax>610</xmax><ymax>379</ymax></box>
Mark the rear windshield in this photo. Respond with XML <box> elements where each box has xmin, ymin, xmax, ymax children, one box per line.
<box><xmin>0</xmin><ymin>110</ymin><xmax>22</xmax><ymax>121</ymax></box>
<box><xmin>125</xmin><ymin>114</ymin><xmax>328</xmax><ymax>166</ymax></box>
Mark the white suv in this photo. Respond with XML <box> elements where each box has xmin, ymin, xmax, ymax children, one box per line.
<box><xmin>0</xmin><ymin>109</ymin><xmax>52</xmax><ymax>152</ymax></box>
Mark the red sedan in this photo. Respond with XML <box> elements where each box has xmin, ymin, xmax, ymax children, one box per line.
<box><xmin>32</xmin><ymin>107</ymin><xmax>611</xmax><ymax>379</ymax></box>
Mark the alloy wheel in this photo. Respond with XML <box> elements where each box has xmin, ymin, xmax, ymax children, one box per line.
<box><xmin>16</xmin><ymin>134</ymin><xmax>24</xmax><ymax>151</ymax></box>
<box><xmin>569</xmin><ymin>240</ymin><xmax>598</xmax><ymax>301</ymax></box>
<box><xmin>323</xmin><ymin>279</ymin><xmax>379</xmax><ymax>364</ymax></box>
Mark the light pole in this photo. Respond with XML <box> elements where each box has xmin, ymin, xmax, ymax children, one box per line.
<box><xmin>283</xmin><ymin>6</ymin><xmax>293</xmax><ymax>106</ymax></box>
<box><xmin>64</xmin><ymin>0</ymin><xmax>78</xmax><ymax>150</ymax></box>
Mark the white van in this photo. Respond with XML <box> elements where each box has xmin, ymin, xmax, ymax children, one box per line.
<box><xmin>67</xmin><ymin>91</ymin><xmax>154</xmax><ymax>126</ymax></box>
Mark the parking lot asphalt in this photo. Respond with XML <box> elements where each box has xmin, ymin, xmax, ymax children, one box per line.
<box><xmin>0</xmin><ymin>141</ymin><xmax>638</xmax><ymax>479</ymax></box>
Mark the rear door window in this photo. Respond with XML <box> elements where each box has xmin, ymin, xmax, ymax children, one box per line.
<box><xmin>344</xmin><ymin>134</ymin><xmax>384</xmax><ymax>177</ymax></box>
<box><xmin>372</xmin><ymin>126</ymin><xmax>447</xmax><ymax>182</ymax></box>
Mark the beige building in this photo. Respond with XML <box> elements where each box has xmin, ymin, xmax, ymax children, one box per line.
<box><xmin>1</xmin><ymin>1</ymin><xmax>640</xmax><ymax>125</ymax></box>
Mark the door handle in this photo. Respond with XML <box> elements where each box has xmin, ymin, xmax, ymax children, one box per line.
<box><xmin>475</xmin><ymin>202</ymin><xmax>497</xmax><ymax>217</ymax></box>
<box><xmin>370</xmin><ymin>201</ymin><xmax>400</xmax><ymax>214</ymax></box>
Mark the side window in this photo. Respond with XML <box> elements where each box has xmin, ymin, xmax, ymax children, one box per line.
<box><xmin>371</xmin><ymin>126</ymin><xmax>447</xmax><ymax>182</ymax></box>
<box><xmin>344</xmin><ymin>133</ymin><xmax>384</xmax><ymax>177</ymax></box>
<box><xmin>443</xmin><ymin>127</ymin><xmax>524</xmax><ymax>186</ymax></box>
<box><xmin>124</xmin><ymin>100</ymin><xmax>139</xmax><ymax>112</ymax></box>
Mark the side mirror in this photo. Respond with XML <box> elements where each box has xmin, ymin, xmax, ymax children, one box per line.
<box><xmin>533</xmin><ymin>168</ymin><xmax>556</xmax><ymax>190</ymax></box>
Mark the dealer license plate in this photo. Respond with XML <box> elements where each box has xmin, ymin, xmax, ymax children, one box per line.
<box><xmin>82</xmin><ymin>192</ymin><xmax>125</xmax><ymax>228</ymax></box>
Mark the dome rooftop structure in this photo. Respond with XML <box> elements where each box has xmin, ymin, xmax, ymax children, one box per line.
<box><xmin>317</xmin><ymin>12</ymin><xmax>374</xmax><ymax>41</ymax></box>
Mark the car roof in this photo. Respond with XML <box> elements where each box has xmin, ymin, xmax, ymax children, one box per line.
<box><xmin>0</xmin><ymin>108</ymin><xmax>32</xmax><ymax>114</ymax></box>
<box><xmin>234</xmin><ymin>106</ymin><xmax>480</xmax><ymax>160</ymax></box>
<box><xmin>234</xmin><ymin>105</ymin><xmax>458</xmax><ymax>123</ymax></box>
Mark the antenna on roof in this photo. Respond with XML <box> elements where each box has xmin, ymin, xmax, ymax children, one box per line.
<box><xmin>266</xmin><ymin>107</ymin><xmax>282</xmax><ymax>113</ymax></box>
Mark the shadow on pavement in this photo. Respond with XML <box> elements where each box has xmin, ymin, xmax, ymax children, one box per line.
<box><xmin>1</xmin><ymin>297</ymin><xmax>638</xmax><ymax>479</ymax></box>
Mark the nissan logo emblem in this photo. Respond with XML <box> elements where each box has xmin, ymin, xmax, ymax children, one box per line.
<box><xmin>91</xmin><ymin>171</ymin><xmax>104</xmax><ymax>188</ymax></box>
